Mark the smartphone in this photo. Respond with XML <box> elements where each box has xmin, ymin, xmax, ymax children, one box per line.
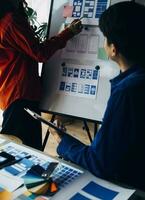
<box><xmin>27</xmin><ymin>162</ymin><xmax>58</xmax><ymax>179</ymax></box>
<box><xmin>41</xmin><ymin>162</ymin><xmax>58</xmax><ymax>179</ymax></box>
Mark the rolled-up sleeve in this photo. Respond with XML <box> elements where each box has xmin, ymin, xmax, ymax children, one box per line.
<box><xmin>2</xmin><ymin>14</ymin><xmax>73</xmax><ymax>62</ymax></box>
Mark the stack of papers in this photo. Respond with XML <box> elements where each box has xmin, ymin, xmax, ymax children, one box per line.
<box><xmin>0</xmin><ymin>171</ymin><xmax>27</xmax><ymax>199</ymax></box>
<box><xmin>0</xmin><ymin>138</ymin><xmax>6</xmax><ymax>145</ymax></box>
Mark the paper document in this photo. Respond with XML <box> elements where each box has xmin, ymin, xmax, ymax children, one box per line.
<box><xmin>70</xmin><ymin>181</ymin><xmax>134</xmax><ymax>200</ymax></box>
<box><xmin>61</xmin><ymin>27</ymin><xmax>104</xmax><ymax>61</ymax></box>
<box><xmin>52</xmin><ymin>174</ymin><xmax>135</xmax><ymax>200</ymax></box>
<box><xmin>58</xmin><ymin>63</ymin><xmax>99</xmax><ymax>99</ymax></box>
<box><xmin>66</xmin><ymin>0</ymin><xmax>110</xmax><ymax>26</ymax></box>
<box><xmin>0</xmin><ymin>171</ymin><xmax>24</xmax><ymax>192</ymax></box>
<box><xmin>0</xmin><ymin>138</ymin><xmax>6</xmax><ymax>145</ymax></box>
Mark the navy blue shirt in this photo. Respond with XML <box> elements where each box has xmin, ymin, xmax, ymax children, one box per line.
<box><xmin>57</xmin><ymin>65</ymin><xmax>145</xmax><ymax>191</ymax></box>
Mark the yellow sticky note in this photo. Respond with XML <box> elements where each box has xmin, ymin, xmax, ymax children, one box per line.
<box><xmin>0</xmin><ymin>189</ymin><xmax>12</xmax><ymax>200</ymax></box>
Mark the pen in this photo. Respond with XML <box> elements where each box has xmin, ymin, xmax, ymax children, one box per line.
<box><xmin>74</xmin><ymin>16</ymin><xmax>84</xmax><ymax>25</ymax></box>
<box><xmin>72</xmin><ymin>16</ymin><xmax>84</xmax><ymax>29</ymax></box>
<box><xmin>79</xmin><ymin>16</ymin><xmax>84</xmax><ymax>20</ymax></box>
<box><xmin>64</xmin><ymin>16</ymin><xmax>84</xmax><ymax>28</ymax></box>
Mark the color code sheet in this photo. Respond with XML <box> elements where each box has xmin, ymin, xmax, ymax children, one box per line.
<box><xmin>70</xmin><ymin>181</ymin><xmax>118</xmax><ymax>200</ymax></box>
<box><xmin>68</xmin><ymin>0</ymin><xmax>110</xmax><ymax>25</ymax></box>
<box><xmin>69</xmin><ymin>180</ymin><xmax>135</xmax><ymax>200</ymax></box>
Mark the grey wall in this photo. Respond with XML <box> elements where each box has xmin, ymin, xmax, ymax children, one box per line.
<box><xmin>135</xmin><ymin>0</ymin><xmax>145</xmax><ymax>5</ymax></box>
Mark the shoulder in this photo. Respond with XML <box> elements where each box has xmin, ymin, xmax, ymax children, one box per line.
<box><xmin>0</xmin><ymin>13</ymin><xmax>14</xmax><ymax>41</ymax></box>
<box><xmin>0</xmin><ymin>12</ymin><xmax>28</xmax><ymax>28</ymax></box>
<box><xmin>1</xmin><ymin>12</ymin><xmax>31</xmax><ymax>37</ymax></box>
<box><xmin>0</xmin><ymin>13</ymin><xmax>13</xmax><ymax>29</ymax></box>
<box><xmin>108</xmin><ymin>68</ymin><xmax>145</xmax><ymax>114</ymax></box>
<box><xmin>113</xmin><ymin>68</ymin><xmax>145</xmax><ymax>95</ymax></box>
<box><xmin>0</xmin><ymin>12</ymin><xmax>24</xmax><ymax>33</ymax></box>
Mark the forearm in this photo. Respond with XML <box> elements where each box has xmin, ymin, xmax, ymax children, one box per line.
<box><xmin>57</xmin><ymin>134</ymin><xmax>105</xmax><ymax>178</ymax></box>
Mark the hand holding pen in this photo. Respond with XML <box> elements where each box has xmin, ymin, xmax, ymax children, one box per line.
<box><xmin>68</xmin><ymin>16</ymin><xmax>83</xmax><ymax>36</ymax></box>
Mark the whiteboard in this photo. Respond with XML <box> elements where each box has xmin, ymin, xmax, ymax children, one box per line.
<box><xmin>40</xmin><ymin>0</ymin><xmax>120</xmax><ymax>122</ymax></box>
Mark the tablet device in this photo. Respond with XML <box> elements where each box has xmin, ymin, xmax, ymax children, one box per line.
<box><xmin>24</xmin><ymin>108</ymin><xmax>65</xmax><ymax>136</ymax></box>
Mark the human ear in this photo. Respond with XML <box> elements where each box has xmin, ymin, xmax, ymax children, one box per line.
<box><xmin>110</xmin><ymin>43</ymin><xmax>117</xmax><ymax>58</ymax></box>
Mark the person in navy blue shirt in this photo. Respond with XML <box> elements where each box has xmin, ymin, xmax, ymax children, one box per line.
<box><xmin>50</xmin><ymin>2</ymin><xmax>145</xmax><ymax>191</ymax></box>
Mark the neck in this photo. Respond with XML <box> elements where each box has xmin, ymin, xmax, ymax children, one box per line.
<box><xmin>115</xmin><ymin>54</ymin><xmax>134</xmax><ymax>72</ymax></box>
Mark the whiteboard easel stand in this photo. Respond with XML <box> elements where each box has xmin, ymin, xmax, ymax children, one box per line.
<box><xmin>40</xmin><ymin>0</ymin><xmax>102</xmax><ymax>150</ymax></box>
<box><xmin>83</xmin><ymin>120</ymin><xmax>93</xmax><ymax>143</ymax></box>
<box><xmin>41</xmin><ymin>112</ymin><xmax>102</xmax><ymax>151</ymax></box>
<box><xmin>42</xmin><ymin>114</ymin><xmax>56</xmax><ymax>151</ymax></box>
<box><xmin>41</xmin><ymin>0</ymin><xmax>55</xmax><ymax>151</ymax></box>
<box><xmin>45</xmin><ymin>0</ymin><xmax>54</xmax><ymax>38</ymax></box>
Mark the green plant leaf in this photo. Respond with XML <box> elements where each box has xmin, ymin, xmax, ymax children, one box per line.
<box><xmin>25</xmin><ymin>6</ymin><xmax>48</xmax><ymax>41</ymax></box>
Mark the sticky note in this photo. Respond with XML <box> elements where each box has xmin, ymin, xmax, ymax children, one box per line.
<box><xmin>98</xmin><ymin>48</ymin><xmax>108</xmax><ymax>60</ymax></box>
<box><xmin>63</xmin><ymin>5</ymin><xmax>74</xmax><ymax>18</ymax></box>
<box><xmin>0</xmin><ymin>189</ymin><xmax>12</xmax><ymax>200</ymax></box>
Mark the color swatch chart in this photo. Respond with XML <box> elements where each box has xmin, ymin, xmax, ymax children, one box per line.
<box><xmin>0</xmin><ymin>142</ymin><xmax>83</xmax><ymax>190</ymax></box>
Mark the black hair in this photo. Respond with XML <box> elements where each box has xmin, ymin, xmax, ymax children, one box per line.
<box><xmin>0</xmin><ymin>0</ymin><xmax>27</xmax><ymax>19</ymax></box>
<box><xmin>0</xmin><ymin>0</ymin><xmax>15</xmax><ymax>19</ymax></box>
<box><xmin>99</xmin><ymin>1</ymin><xmax>145</xmax><ymax>66</ymax></box>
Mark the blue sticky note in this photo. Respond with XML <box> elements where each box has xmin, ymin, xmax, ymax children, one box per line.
<box><xmin>82</xmin><ymin>181</ymin><xmax>119</xmax><ymax>200</ymax></box>
<box><xmin>70</xmin><ymin>193</ymin><xmax>90</xmax><ymax>200</ymax></box>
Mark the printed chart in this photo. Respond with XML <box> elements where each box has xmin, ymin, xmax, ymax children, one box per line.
<box><xmin>58</xmin><ymin>63</ymin><xmax>99</xmax><ymax>99</ymax></box>
<box><xmin>61</xmin><ymin>27</ymin><xmax>104</xmax><ymax>61</ymax></box>
<box><xmin>66</xmin><ymin>0</ymin><xmax>110</xmax><ymax>25</ymax></box>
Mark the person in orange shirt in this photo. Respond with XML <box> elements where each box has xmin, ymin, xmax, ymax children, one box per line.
<box><xmin>0</xmin><ymin>0</ymin><xmax>82</xmax><ymax>150</ymax></box>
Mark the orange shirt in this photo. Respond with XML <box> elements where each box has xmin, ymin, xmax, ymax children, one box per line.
<box><xmin>0</xmin><ymin>13</ymin><xmax>73</xmax><ymax>110</ymax></box>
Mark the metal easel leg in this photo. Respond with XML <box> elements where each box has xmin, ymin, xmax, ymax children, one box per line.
<box><xmin>94</xmin><ymin>123</ymin><xmax>98</xmax><ymax>137</ymax></box>
<box><xmin>42</xmin><ymin>114</ymin><xmax>55</xmax><ymax>151</ymax></box>
<box><xmin>83</xmin><ymin>120</ymin><xmax>92</xmax><ymax>143</ymax></box>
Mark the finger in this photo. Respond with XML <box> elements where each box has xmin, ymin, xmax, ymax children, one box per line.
<box><xmin>71</xmin><ymin>19</ymin><xmax>80</xmax><ymax>24</ymax></box>
<box><xmin>74</xmin><ymin>20</ymin><xmax>82</xmax><ymax>26</ymax></box>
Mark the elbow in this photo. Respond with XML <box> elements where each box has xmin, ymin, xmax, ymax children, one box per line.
<box><xmin>32</xmin><ymin>53</ymin><xmax>51</xmax><ymax>63</ymax></box>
